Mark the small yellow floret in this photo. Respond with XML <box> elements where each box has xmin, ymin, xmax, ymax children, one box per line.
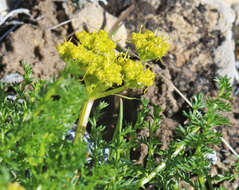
<box><xmin>117</xmin><ymin>56</ymin><xmax>155</xmax><ymax>87</ymax></box>
<box><xmin>76</xmin><ymin>30</ymin><xmax>116</xmax><ymax>53</ymax></box>
<box><xmin>56</xmin><ymin>41</ymin><xmax>75</xmax><ymax>57</ymax></box>
<box><xmin>131</xmin><ymin>30</ymin><xmax>169</xmax><ymax>61</ymax></box>
<box><xmin>137</xmin><ymin>68</ymin><xmax>155</xmax><ymax>87</ymax></box>
<box><xmin>8</xmin><ymin>182</ymin><xmax>25</xmax><ymax>190</ymax></box>
<box><xmin>122</xmin><ymin>59</ymin><xmax>144</xmax><ymax>80</ymax></box>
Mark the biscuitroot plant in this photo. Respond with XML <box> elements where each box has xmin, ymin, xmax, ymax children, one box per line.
<box><xmin>57</xmin><ymin>29</ymin><xmax>169</xmax><ymax>142</ymax></box>
<box><xmin>1</xmin><ymin>29</ymin><xmax>238</xmax><ymax>189</ymax></box>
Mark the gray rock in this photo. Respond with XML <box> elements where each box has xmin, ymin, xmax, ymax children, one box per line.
<box><xmin>203</xmin><ymin>0</ymin><xmax>239</xmax><ymax>84</ymax></box>
<box><xmin>1</xmin><ymin>73</ymin><xmax>23</xmax><ymax>83</ymax></box>
<box><xmin>205</xmin><ymin>151</ymin><xmax>217</xmax><ymax>165</ymax></box>
<box><xmin>64</xmin><ymin>128</ymin><xmax>109</xmax><ymax>162</ymax></box>
<box><xmin>6</xmin><ymin>94</ymin><xmax>24</xmax><ymax>104</ymax></box>
<box><xmin>71</xmin><ymin>2</ymin><xmax>127</xmax><ymax>47</ymax></box>
<box><xmin>232</xmin><ymin>3</ymin><xmax>239</xmax><ymax>25</ymax></box>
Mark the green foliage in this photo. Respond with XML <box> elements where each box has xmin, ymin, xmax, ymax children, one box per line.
<box><xmin>0</xmin><ymin>64</ymin><xmax>238</xmax><ymax>189</ymax></box>
<box><xmin>0</xmin><ymin>65</ymin><xmax>88</xmax><ymax>189</ymax></box>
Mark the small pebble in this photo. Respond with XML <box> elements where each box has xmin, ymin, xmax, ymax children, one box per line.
<box><xmin>65</xmin><ymin>129</ymin><xmax>76</xmax><ymax>141</ymax></box>
<box><xmin>7</xmin><ymin>94</ymin><xmax>24</xmax><ymax>104</ymax></box>
<box><xmin>205</xmin><ymin>151</ymin><xmax>217</xmax><ymax>165</ymax></box>
<box><xmin>222</xmin><ymin>159</ymin><xmax>231</xmax><ymax>165</ymax></box>
<box><xmin>1</xmin><ymin>73</ymin><xmax>23</xmax><ymax>84</ymax></box>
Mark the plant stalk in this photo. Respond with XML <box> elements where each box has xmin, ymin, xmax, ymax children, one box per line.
<box><xmin>110</xmin><ymin>98</ymin><xmax>123</xmax><ymax>161</ymax></box>
<box><xmin>199</xmin><ymin>175</ymin><xmax>206</xmax><ymax>190</ymax></box>
<box><xmin>74</xmin><ymin>85</ymin><xmax>128</xmax><ymax>143</ymax></box>
<box><xmin>138</xmin><ymin>127</ymin><xmax>200</xmax><ymax>187</ymax></box>
<box><xmin>74</xmin><ymin>98</ymin><xmax>94</xmax><ymax>143</ymax></box>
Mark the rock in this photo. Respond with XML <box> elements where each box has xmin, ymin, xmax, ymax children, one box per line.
<box><xmin>144</xmin><ymin>0</ymin><xmax>161</xmax><ymax>9</ymax></box>
<box><xmin>232</xmin><ymin>3</ymin><xmax>239</xmax><ymax>25</ymax></box>
<box><xmin>223</xmin><ymin>0</ymin><xmax>239</xmax><ymax>5</ymax></box>
<box><xmin>6</xmin><ymin>94</ymin><xmax>24</xmax><ymax>104</ymax></box>
<box><xmin>1</xmin><ymin>73</ymin><xmax>23</xmax><ymax>83</ymax></box>
<box><xmin>203</xmin><ymin>0</ymin><xmax>238</xmax><ymax>83</ymax></box>
<box><xmin>205</xmin><ymin>151</ymin><xmax>217</xmax><ymax>165</ymax></box>
<box><xmin>119</xmin><ymin>0</ymin><xmax>239</xmax><ymax>119</ymax></box>
<box><xmin>71</xmin><ymin>2</ymin><xmax>128</xmax><ymax>47</ymax></box>
<box><xmin>0</xmin><ymin>0</ymin><xmax>8</xmax><ymax>16</ymax></box>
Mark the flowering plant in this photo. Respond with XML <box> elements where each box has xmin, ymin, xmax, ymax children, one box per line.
<box><xmin>57</xmin><ymin>29</ymin><xmax>169</xmax><ymax>141</ymax></box>
<box><xmin>0</xmin><ymin>31</ymin><xmax>238</xmax><ymax>189</ymax></box>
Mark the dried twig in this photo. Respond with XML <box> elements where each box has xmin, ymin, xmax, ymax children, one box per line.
<box><xmin>221</xmin><ymin>136</ymin><xmax>239</xmax><ymax>158</ymax></box>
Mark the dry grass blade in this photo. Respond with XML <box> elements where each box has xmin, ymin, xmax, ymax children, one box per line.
<box><xmin>47</xmin><ymin>18</ymin><xmax>76</xmax><ymax>31</ymax></box>
<box><xmin>108</xmin><ymin>3</ymin><xmax>135</xmax><ymax>37</ymax></box>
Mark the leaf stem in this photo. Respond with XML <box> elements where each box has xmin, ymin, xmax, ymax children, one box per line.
<box><xmin>90</xmin><ymin>85</ymin><xmax>128</xmax><ymax>100</ymax></box>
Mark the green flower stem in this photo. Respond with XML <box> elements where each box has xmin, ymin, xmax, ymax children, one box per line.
<box><xmin>74</xmin><ymin>98</ymin><xmax>94</xmax><ymax>143</ymax></box>
<box><xmin>74</xmin><ymin>85</ymin><xmax>128</xmax><ymax>143</ymax></box>
<box><xmin>138</xmin><ymin>127</ymin><xmax>200</xmax><ymax>188</ymax></box>
<box><xmin>110</xmin><ymin>98</ymin><xmax>123</xmax><ymax>161</ymax></box>
<box><xmin>138</xmin><ymin>162</ymin><xmax>166</xmax><ymax>187</ymax></box>
<box><xmin>199</xmin><ymin>175</ymin><xmax>206</xmax><ymax>190</ymax></box>
<box><xmin>73</xmin><ymin>85</ymin><xmax>128</xmax><ymax>143</ymax></box>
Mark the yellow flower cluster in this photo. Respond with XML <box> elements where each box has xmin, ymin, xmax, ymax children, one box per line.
<box><xmin>57</xmin><ymin>30</ymin><xmax>167</xmax><ymax>95</ymax></box>
<box><xmin>75</xmin><ymin>30</ymin><xmax>116</xmax><ymax>53</ymax></box>
<box><xmin>8</xmin><ymin>182</ymin><xmax>25</xmax><ymax>190</ymax></box>
<box><xmin>131</xmin><ymin>30</ymin><xmax>169</xmax><ymax>61</ymax></box>
<box><xmin>117</xmin><ymin>56</ymin><xmax>155</xmax><ymax>87</ymax></box>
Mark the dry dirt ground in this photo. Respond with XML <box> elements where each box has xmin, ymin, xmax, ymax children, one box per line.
<box><xmin>0</xmin><ymin>0</ymin><xmax>239</xmax><ymax>188</ymax></box>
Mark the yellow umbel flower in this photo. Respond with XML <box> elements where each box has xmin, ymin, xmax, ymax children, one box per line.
<box><xmin>8</xmin><ymin>182</ymin><xmax>25</xmax><ymax>190</ymax></box>
<box><xmin>117</xmin><ymin>56</ymin><xmax>155</xmax><ymax>88</ymax></box>
<box><xmin>56</xmin><ymin>41</ymin><xmax>75</xmax><ymax>58</ymax></box>
<box><xmin>76</xmin><ymin>30</ymin><xmax>116</xmax><ymax>54</ymax></box>
<box><xmin>56</xmin><ymin>29</ymin><xmax>168</xmax><ymax>96</ymax></box>
<box><xmin>57</xmin><ymin>29</ymin><xmax>169</xmax><ymax>141</ymax></box>
<box><xmin>137</xmin><ymin>68</ymin><xmax>155</xmax><ymax>87</ymax></box>
<box><xmin>131</xmin><ymin>30</ymin><xmax>169</xmax><ymax>61</ymax></box>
